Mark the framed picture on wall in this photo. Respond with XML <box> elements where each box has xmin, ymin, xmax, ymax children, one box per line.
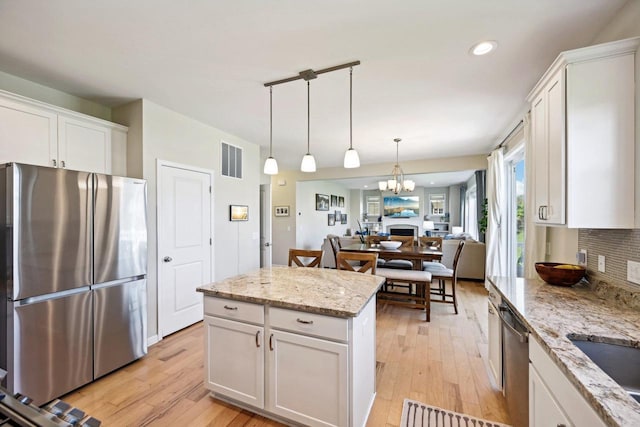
<box><xmin>338</xmin><ymin>196</ymin><xmax>345</xmax><ymax>207</ymax></box>
<box><xmin>335</xmin><ymin>210</ymin><xmax>342</xmax><ymax>222</ymax></box>
<box><xmin>328</xmin><ymin>214</ymin><xmax>335</xmax><ymax>226</ymax></box>
<box><xmin>331</xmin><ymin>195</ymin><xmax>338</xmax><ymax>207</ymax></box>
<box><xmin>341</xmin><ymin>213</ymin><xmax>348</xmax><ymax>224</ymax></box>
<box><xmin>316</xmin><ymin>193</ymin><xmax>329</xmax><ymax>211</ymax></box>
<box><xmin>230</xmin><ymin>205</ymin><xmax>248</xmax><ymax>221</ymax></box>
<box><xmin>274</xmin><ymin>205</ymin><xmax>289</xmax><ymax>217</ymax></box>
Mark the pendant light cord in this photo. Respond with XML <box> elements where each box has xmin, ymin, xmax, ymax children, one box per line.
<box><xmin>307</xmin><ymin>81</ymin><xmax>310</xmax><ymax>154</ymax></box>
<box><xmin>269</xmin><ymin>86</ymin><xmax>273</xmax><ymax>156</ymax></box>
<box><xmin>349</xmin><ymin>67</ymin><xmax>353</xmax><ymax>150</ymax></box>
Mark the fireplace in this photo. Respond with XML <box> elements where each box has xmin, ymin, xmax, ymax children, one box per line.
<box><xmin>388</xmin><ymin>224</ymin><xmax>419</xmax><ymax>238</ymax></box>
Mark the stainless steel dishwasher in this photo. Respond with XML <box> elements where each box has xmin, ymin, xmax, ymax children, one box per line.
<box><xmin>499</xmin><ymin>302</ymin><xmax>529</xmax><ymax>427</ymax></box>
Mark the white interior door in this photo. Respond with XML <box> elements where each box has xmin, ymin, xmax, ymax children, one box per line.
<box><xmin>260</xmin><ymin>184</ymin><xmax>272</xmax><ymax>267</ymax></box>
<box><xmin>158</xmin><ymin>162</ymin><xmax>212</xmax><ymax>337</ymax></box>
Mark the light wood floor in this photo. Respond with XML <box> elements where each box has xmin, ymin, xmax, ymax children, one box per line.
<box><xmin>63</xmin><ymin>280</ymin><xmax>510</xmax><ymax>426</ymax></box>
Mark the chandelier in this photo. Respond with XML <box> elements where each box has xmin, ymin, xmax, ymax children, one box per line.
<box><xmin>378</xmin><ymin>138</ymin><xmax>415</xmax><ymax>194</ymax></box>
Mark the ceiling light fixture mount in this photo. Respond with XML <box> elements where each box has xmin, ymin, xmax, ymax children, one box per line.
<box><xmin>264</xmin><ymin>61</ymin><xmax>361</xmax><ymax>172</ymax></box>
<box><xmin>378</xmin><ymin>138</ymin><xmax>415</xmax><ymax>194</ymax></box>
<box><xmin>470</xmin><ymin>40</ymin><xmax>498</xmax><ymax>56</ymax></box>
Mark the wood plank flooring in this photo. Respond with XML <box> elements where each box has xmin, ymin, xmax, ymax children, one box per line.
<box><xmin>63</xmin><ymin>280</ymin><xmax>510</xmax><ymax>426</ymax></box>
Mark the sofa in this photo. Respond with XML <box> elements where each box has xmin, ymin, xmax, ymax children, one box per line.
<box><xmin>440</xmin><ymin>238</ymin><xmax>486</xmax><ymax>280</ymax></box>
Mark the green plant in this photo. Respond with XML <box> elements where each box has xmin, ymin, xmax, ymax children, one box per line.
<box><xmin>478</xmin><ymin>198</ymin><xmax>488</xmax><ymax>234</ymax></box>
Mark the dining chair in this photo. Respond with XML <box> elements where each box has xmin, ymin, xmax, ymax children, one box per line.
<box><xmin>288</xmin><ymin>248</ymin><xmax>323</xmax><ymax>268</ymax></box>
<box><xmin>427</xmin><ymin>240</ymin><xmax>465</xmax><ymax>314</ymax></box>
<box><xmin>383</xmin><ymin>235</ymin><xmax>414</xmax><ymax>270</ymax></box>
<box><xmin>326</xmin><ymin>234</ymin><xmax>342</xmax><ymax>267</ymax></box>
<box><xmin>418</xmin><ymin>236</ymin><xmax>443</xmax><ymax>250</ymax></box>
<box><xmin>336</xmin><ymin>252</ymin><xmax>378</xmax><ymax>274</ymax></box>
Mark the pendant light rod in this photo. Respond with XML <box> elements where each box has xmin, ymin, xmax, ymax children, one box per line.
<box><xmin>349</xmin><ymin>67</ymin><xmax>353</xmax><ymax>149</ymax></box>
<box><xmin>269</xmin><ymin>86</ymin><xmax>273</xmax><ymax>156</ymax></box>
<box><xmin>264</xmin><ymin>60</ymin><xmax>361</xmax><ymax>87</ymax></box>
<box><xmin>307</xmin><ymin>81</ymin><xmax>310</xmax><ymax>153</ymax></box>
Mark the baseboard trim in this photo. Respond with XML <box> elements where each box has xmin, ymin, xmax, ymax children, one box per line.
<box><xmin>147</xmin><ymin>335</ymin><xmax>160</xmax><ymax>347</ymax></box>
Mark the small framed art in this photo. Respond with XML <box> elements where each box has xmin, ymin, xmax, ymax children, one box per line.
<box><xmin>316</xmin><ymin>193</ymin><xmax>329</xmax><ymax>211</ymax></box>
<box><xmin>338</xmin><ymin>196</ymin><xmax>345</xmax><ymax>207</ymax></box>
<box><xmin>331</xmin><ymin>195</ymin><xmax>338</xmax><ymax>207</ymax></box>
<box><xmin>341</xmin><ymin>213</ymin><xmax>348</xmax><ymax>224</ymax></box>
<box><xmin>335</xmin><ymin>210</ymin><xmax>342</xmax><ymax>223</ymax></box>
<box><xmin>274</xmin><ymin>205</ymin><xmax>290</xmax><ymax>217</ymax></box>
<box><xmin>230</xmin><ymin>205</ymin><xmax>248</xmax><ymax>221</ymax></box>
<box><xmin>328</xmin><ymin>214</ymin><xmax>336</xmax><ymax>226</ymax></box>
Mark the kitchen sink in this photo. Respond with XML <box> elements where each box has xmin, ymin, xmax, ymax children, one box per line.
<box><xmin>568</xmin><ymin>335</ymin><xmax>640</xmax><ymax>403</ymax></box>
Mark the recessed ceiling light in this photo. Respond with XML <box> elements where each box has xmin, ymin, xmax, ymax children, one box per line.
<box><xmin>429</xmin><ymin>181</ymin><xmax>435</xmax><ymax>185</ymax></box>
<box><xmin>470</xmin><ymin>40</ymin><xmax>498</xmax><ymax>56</ymax></box>
<box><xmin>364</xmin><ymin>185</ymin><xmax>368</xmax><ymax>188</ymax></box>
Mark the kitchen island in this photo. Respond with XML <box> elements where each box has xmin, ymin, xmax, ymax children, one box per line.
<box><xmin>197</xmin><ymin>266</ymin><xmax>385</xmax><ymax>427</ymax></box>
<box><xmin>489</xmin><ymin>276</ymin><xmax>640</xmax><ymax>427</ymax></box>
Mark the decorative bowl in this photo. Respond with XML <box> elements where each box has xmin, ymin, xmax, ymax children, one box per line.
<box><xmin>379</xmin><ymin>241</ymin><xmax>402</xmax><ymax>250</ymax></box>
<box><xmin>535</xmin><ymin>262</ymin><xmax>585</xmax><ymax>286</ymax></box>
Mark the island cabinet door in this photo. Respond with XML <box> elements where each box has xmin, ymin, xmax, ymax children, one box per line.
<box><xmin>204</xmin><ymin>315</ymin><xmax>264</xmax><ymax>408</ymax></box>
<box><xmin>267</xmin><ymin>329</ymin><xmax>348</xmax><ymax>427</ymax></box>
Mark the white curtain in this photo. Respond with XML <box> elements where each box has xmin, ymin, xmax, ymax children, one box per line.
<box><xmin>486</xmin><ymin>148</ymin><xmax>507</xmax><ymax>278</ymax></box>
<box><xmin>523</xmin><ymin>112</ymin><xmax>547</xmax><ymax>278</ymax></box>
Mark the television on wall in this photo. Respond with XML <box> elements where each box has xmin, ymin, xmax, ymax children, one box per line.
<box><xmin>383</xmin><ymin>196</ymin><xmax>419</xmax><ymax>217</ymax></box>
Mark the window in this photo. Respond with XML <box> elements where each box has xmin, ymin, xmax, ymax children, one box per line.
<box><xmin>506</xmin><ymin>149</ymin><xmax>525</xmax><ymax>277</ymax></box>
<box><xmin>366</xmin><ymin>196</ymin><xmax>380</xmax><ymax>217</ymax></box>
<box><xmin>221</xmin><ymin>142</ymin><xmax>243</xmax><ymax>178</ymax></box>
<box><xmin>429</xmin><ymin>194</ymin><xmax>445</xmax><ymax>215</ymax></box>
<box><xmin>465</xmin><ymin>187</ymin><xmax>478</xmax><ymax>240</ymax></box>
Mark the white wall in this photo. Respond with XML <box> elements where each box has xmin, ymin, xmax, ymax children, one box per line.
<box><xmin>0</xmin><ymin>70</ymin><xmax>111</xmax><ymax>120</ymax></box>
<box><xmin>294</xmin><ymin>180</ymin><xmax>351</xmax><ymax>257</ymax></box>
<box><xmin>113</xmin><ymin>99</ymin><xmax>261</xmax><ymax>339</ymax></box>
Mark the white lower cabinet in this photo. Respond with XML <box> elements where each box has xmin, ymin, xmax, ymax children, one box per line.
<box><xmin>268</xmin><ymin>329</ymin><xmax>348</xmax><ymax>426</ymax></box>
<box><xmin>204</xmin><ymin>295</ymin><xmax>376</xmax><ymax>427</ymax></box>
<box><xmin>529</xmin><ymin>364</ymin><xmax>571</xmax><ymax>427</ymax></box>
<box><xmin>529</xmin><ymin>337</ymin><xmax>605</xmax><ymax>427</ymax></box>
<box><xmin>487</xmin><ymin>300</ymin><xmax>502</xmax><ymax>388</ymax></box>
<box><xmin>204</xmin><ymin>315</ymin><xmax>264</xmax><ymax>408</ymax></box>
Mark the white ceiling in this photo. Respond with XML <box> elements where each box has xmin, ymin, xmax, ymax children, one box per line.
<box><xmin>0</xmin><ymin>1</ymin><xmax>627</xmax><ymax>170</ymax></box>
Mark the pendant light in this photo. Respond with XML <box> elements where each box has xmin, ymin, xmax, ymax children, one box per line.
<box><xmin>300</xmin><ymin>81</ymin><xmax>317</xmax><ymax>172</ymax></box>
<box><xmin>343</xmin><ymin>67</ymin><xmax>360</xmax><ymax>168</ymax></box>
<box><xmin>263</xmin><ymin>86</ymin><xmax>279</xmax><ymax>175</ymax></box>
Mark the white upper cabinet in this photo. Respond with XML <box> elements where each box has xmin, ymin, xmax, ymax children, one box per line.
<box><xmin>58</xmin><ymin>115</ymin><xmax>111</xmax><ymax>174</ymax></box>
<box><xmin>0</xmin><ymin>97</ymin><xmax>57</xmax><ymax>167</ymax></box>
<box><xmin>527</xmin><ymin>37</ymin><xmax>639</xmax><ymax>228</ymax></box>
<box><xmin>0</xmin><ymin>90</ymin><xmax>126</xmax><ymax>175</ymax></box>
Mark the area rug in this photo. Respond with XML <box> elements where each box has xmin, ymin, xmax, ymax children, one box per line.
<box><xmin>400</xmin><ymin>399</ymin><xmax>511</xmax><ymax>427</ymax></box>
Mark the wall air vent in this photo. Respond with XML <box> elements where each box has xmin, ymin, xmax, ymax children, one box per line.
<box><xmin>221</xmin><ymin>142</ymin><xmax>243</xmax><ymax>179</ymax></box>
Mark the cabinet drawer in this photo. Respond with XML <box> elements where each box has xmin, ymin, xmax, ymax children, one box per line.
<box><xmin>269</xmin><ymin>307</ymin><xmax>348</xmax><ymax>342</ymax></box>
<box><xmin>204</xmin><ymin>296</ymin><xmax>264</xmax><ymax>325</ymax></box>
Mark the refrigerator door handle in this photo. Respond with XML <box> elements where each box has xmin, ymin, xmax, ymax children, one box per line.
<box><xmin>91</xmin><ymin>275</ymin><xmax>147</xmax><ymax>290</ymax></box>
<box><xmin>17</xmin><ymin>286</ymin><xmax>91</xmax><ymax>305</ymax></box>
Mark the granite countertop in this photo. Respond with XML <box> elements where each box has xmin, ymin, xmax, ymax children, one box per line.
<box><xmin>197</xmin><ymin>265</ymin><xmax>385</xmax><ymax>318</ymax></box>
<box><xmin>489</xmin><ymin>276</ymin><xmax>640</xmax><ymax>427</ymax></box>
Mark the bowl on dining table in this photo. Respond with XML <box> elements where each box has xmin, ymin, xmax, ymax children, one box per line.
<box><xmin>379</xmin><ymin>241</ymin><xmax>402</xmax><ymax>250</ymax></box>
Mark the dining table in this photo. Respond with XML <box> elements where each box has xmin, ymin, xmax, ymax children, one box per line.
<box><xmin>340</xmin><ymin>243</ymin><xmax>443</xmax><ymax>271</ymax></box>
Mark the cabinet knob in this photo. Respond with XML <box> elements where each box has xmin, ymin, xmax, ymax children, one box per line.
<box><xmin>255</xmin><ymin>331</ymin><xmax>261</xmax><ymax>348</ymax></box>
<box><xmin>52</xmin><ymin>159</ymin><xmax>57</xmax><ymax>167</ymax></box>
<box><xmin>61</xmin><ymin>160</ymin><xmax>66</xmax><ymax>168</ymax></box>
<box><xmin>163</xmin><ymin>256</ymin><xmax>173</xmax><ymax>263</ymax></box>
<box><xmin>269</xmin><ymin>334</ymin><xmax>274</xmax><ymax>351</ymax></box>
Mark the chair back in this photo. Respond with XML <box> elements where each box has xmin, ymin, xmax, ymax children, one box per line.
<box><xmin>366</xmin><ymin>235</ymin><xmax>387</xmax><ymax>245</ymax></box>
<box><xmin>327</xmin><ymin>234</ymin><xmax>341</xmax><ymax>266</ymax></box>
<box><xmin>389</xmin><ymin>235</ymin><xmax>414</xmax><ymax>248</ymax></box>
<box><xmin>451</xmin><ymin>240</ymin><xmax>466</xmax><ymax>279</ymax></box>
<box><xmin>288</xmin><ymin>249</ymin><xmax>323</xmax><ymax>268</ymax></box>
<box><xmin>336</xmin><ymin>252</ymin><xmax>378</xmax><ymax>274</ymax></box>
<box><xmin>419</xmin><ymin>236</ymin><xmax>443</xmax><ymax>250</ymax></box>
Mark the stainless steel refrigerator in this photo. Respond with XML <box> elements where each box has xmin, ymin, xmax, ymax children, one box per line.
<box><xmin>0</xmin><ymin>163</ymin><xmax>147</xmax><ymax>405</ymax></box>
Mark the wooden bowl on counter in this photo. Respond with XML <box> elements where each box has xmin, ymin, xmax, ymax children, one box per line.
<box><xmin>535</xmin><ymin>262</ymin><xmax>585</xmax><ymax>286</ymax></box>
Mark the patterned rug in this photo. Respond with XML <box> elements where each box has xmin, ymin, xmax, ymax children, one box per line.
<box><xmin>400</xmin><ymin>399</ymin><xmax>511</xmax><ymax>427</ymax></box>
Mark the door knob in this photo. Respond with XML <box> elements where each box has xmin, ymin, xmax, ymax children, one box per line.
<box><xmin>264</xmin><ymin>242</ymin><xmax>271</xmax><ymax>247</ymax></box>
<box><xmin>163</xmin><ymin>256</ymin><xmax>173</xmax><ymax>263</ymax></box>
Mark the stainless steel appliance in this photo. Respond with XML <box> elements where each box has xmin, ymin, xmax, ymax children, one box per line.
<box><xmin>499</xmin><ymin>301</ymin><xmax>529</xmax><ymax>427</ymax></box>
<box><xmin>0</xmin><ymin>163</ymin><xmax>147</xmax><ymax>405</ymax></box>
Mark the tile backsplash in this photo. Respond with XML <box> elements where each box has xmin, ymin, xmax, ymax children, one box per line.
<box><xmin>578</xmin><ymin>229</ymin><xmax>640</xmax><ymax>309</ymax></box>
